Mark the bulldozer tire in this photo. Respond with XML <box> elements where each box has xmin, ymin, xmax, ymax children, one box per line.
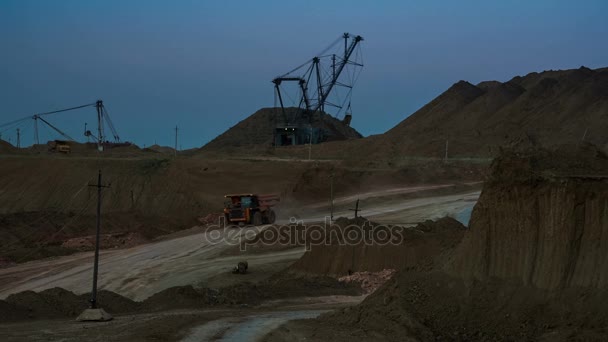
<box><xmin>252</xmin><ymin>212</ymin><xmax>263</xmax><ymax>226</ymax></box>
<box><xmin>267</xmin><ymin>209</ymin><xmax>276</xmax><ymax>224</ymax></box>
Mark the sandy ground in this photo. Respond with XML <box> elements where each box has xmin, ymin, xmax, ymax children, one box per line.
<box><xmin>0</xmin><ymin>185</ymin><xmax>480</xmax><ymax>301</ymax></box>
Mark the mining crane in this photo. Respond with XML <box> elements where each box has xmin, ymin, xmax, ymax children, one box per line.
<box><xmin>272</xmin><ymin>33</ymin><xmax>364</xmax><ymax>125</ymax></box>
<box><xmin>0</xmin><ymin>100</ymin><xmax>121</xmax><ymax>151</ymax></box>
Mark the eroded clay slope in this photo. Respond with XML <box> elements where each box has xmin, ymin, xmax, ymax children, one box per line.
<box><xmin>447</xmin><ymin>144</ymin><xmax>608</xmax><ymax>289</ymax></box>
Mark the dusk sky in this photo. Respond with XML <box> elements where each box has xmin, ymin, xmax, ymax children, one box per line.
<box><xmin>1</xmin><ymin>0</ymin><xmax>607</xmax><ymax>149</ymax></box>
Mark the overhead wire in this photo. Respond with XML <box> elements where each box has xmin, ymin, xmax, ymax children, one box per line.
<box><xmin>1</xmin><ymin>102</ymin><xmax>96</xmax><ymax>128</ymax></box>
<box><xmin>37</xmin><ymin>102</ymin><xmax>96</xmax><ymax>116</ymax></box>
<box><xmin>0</xmin><ymin>116</ymin><xmax>31</xmax><ymax>129</ymax></box>
<box><xmin>277</xmin><ymin>34</ymin><xmax>343</xmax><ymax>79</ymax></box>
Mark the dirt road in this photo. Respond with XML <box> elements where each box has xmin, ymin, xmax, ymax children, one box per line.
<box><xmin>0</xmin><ymin>226</ymin><xmax>303</xmax><ymax>301</ymax></box>
<box><xmin>0</xmin><ymin>185</ymin><xmax>480</xmax><ymax>300</ymax></box>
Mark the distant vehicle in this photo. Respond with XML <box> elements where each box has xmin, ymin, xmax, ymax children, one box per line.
<box><xmin>48</xmin><ymin>140</ymin><xmax>71</xmax><ymax>154</ymax></box>
<box><xmin>223</xmin><ymin>194</ymin><xmax>279</xmax><ymax>226</ymax></box>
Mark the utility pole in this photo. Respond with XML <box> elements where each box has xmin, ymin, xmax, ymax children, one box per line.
<box><xmin>308</xmin><ymin>125</ymin><xmax>313</xmax><ymax>161</ymax></box>
<box><xmin>349</xmin><ymin>199</ymin><xmax>360</xmax><ymax>218</ymax></box>
<box><xmin>174</xmin><ymin>125</ymin><xmax>178</xmax><ymax>157</ymax></box>
<box><xmin>34</xmin><ymin>116</ymin><xmax>39</xmax><ymax>145</ymax></box>
<box><xmin>77</xmin><ymin>170</ymin><xmax>112</xmax><ymax>321</ymax></box>
<box><xmin>16</xmin><ymin>128</ymin><xmax>20</xmax><ymax>148</ymax></box>
<box><xmin>330</xmin><ymin>171</ymin><xmax>334</xmax><ymax>221</ymax></box>
<box><xmin>90</xmin><ymin>170</ymin><xmax>110</xmax><ymax>309</ymax></box>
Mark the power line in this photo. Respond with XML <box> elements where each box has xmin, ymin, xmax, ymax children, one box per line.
<box><xmin>38</xmin><ymin>103</ymin><xmax>96</xmax><ymax>116</ymax></box>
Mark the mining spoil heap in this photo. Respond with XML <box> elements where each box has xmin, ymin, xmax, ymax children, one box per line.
<box><xmin>0</xmin><ymin>140</ymin><xmax>17</xmax><ymax>154</ymax></box>
<box><xmin>202</xmin><ymin>107</ymin><xmax>362</xmax><ymax>150</ymax></box>
<box><xmin>382</xmin><ymin>66</ymin><xmax>608</xmax><ymax>157</ymax></box>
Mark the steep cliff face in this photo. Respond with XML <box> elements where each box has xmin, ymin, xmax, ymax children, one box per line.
<box><xmin>447</xmin><ymin>145</ymin><xmax>608</xmax><ymax>290</ymax></box>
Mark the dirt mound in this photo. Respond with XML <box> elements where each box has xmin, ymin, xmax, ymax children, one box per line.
<box><xmin>1</xmin><ymin>272</ymin><xmax>362</xmax><ymax>322</ymax></box>
<box><xmin>202</xmin><ymin>107</ymin><xmax>362</xmax><ymax>150</ymax></box>
<box><xmin>62</xmin><ymin>232</ymin><xmax>147</xmax><ymax>251</ymax></box>
<box><xmin>0</xmin><ymin>140</ymin><xmax>17</xmax><ymax>154</ymax></box>
<box><xmin>140</xmin><ymin>274</ymin><xmax>360</xmax><ymax>312</ymax></box>
<box><xmin>147</xmin><ymin>144</ymin><xmax>175</xmax><ymax>154</ymax></box>
<box><xmin>5</xmin><ymin>288</ymin><xmax>80</xmax><ymax>319</ymax></box>
<box><xmin>0</xmin><ymin>299</ymin><xmax>30</xmax><ymax>322</ymax></box>
<box><xmin>79</xmin><ymin>290</ymin><xmax>140</xmax><ymax>313</ymax></box>
<box><xmin>264</xmin><ymin>271</ymin><xmax>362</xmax><ymax>298</ymax></box>
<box><xmin>290</xmin><ymin>216</ymin><xmax>466</xmax><ymax>275</ymax></box>
<box><xmin>338</xmin><ymin>269</ymin><xmax>395</xmax><ymax>293</ymax></box>
<box><xmin>1</xmin><ymin>287</ymin><xmax>138</xmax><ymax>321</ymax></box>
<box><xmin>302</xmin><ymin>271</ymin><xmax>608</xmax><ymax>341</ymax></box>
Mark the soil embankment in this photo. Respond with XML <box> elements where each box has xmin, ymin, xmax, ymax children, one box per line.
<box><xmin>289</xmin><ymin>217</ymin><xmax>466</xmax><ymax>275</ymax></box>
<box><xmin>447</xmin><ymin>144</ymin><xmax>608</xmax><ymax>289</ymax></box>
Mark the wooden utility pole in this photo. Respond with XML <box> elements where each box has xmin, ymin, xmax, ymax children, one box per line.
<box><xmin>78</xmin><ymin>170</ymin><xmax>112</xmax><ymax>321</ymax></box>
<box><xmin>349</xmin><ymin>199</ymin><xmax>360</xmax><ymax>218</ymax></box>
<box><xmin>174</xmin><ymin>125</ymin><xmax>178</xmax><ymax>157</ymax></box>
<box><xmin>89</xmin><ymin>170</ymin><xmax>110</xmax><ymax>309</ymax></box>
<box><xmin>16</xmin><ymin>128</ymin><xmax>20</xmax><ymax>148</ymax></box>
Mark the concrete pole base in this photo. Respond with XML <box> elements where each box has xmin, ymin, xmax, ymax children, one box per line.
<box><xmin>76</xmin><ymin>308</ymin><xmax>113</xmax><ymax>322</ymax></box>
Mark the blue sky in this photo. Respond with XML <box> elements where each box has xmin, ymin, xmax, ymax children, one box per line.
<box><xmin>1</xmin><ymin>0</ymin><xmax>607</xmax><ymax>148</ymax></box>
